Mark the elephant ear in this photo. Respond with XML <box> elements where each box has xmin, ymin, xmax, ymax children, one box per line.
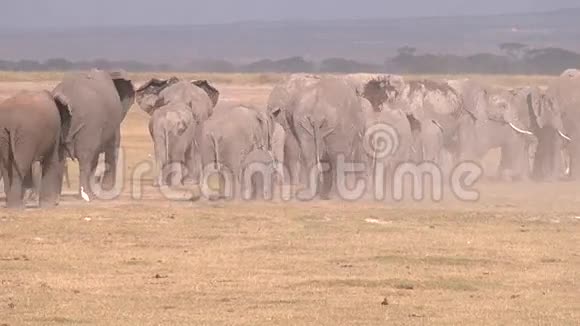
<box><xmin>52</xmin><ymin>92</ymin><xmax>74</xmax><ymax>159</ymax></box>
<box><xmin>109</xmin><ymin>70</ymin><xmax>135</xmax><ymax>118</ymax></box>
<box><xmin>526</xmin><ymin>87</ymin><xmax>544</xmax><ymax>132</ymax></box>
<box><xmin>191</xmin><ymin>80</ymin><xmax>220</xmax><ymax>108</ymax></box>
<box><xmin>135</xmin><ymin>77</ymin><xmax>179</xmax><ymax>114</ymax></box>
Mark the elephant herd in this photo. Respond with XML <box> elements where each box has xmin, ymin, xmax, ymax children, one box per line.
<box><xmin>1</xmin><ymin>68</ymin><xmax>579</xmax><ymax>208</ymax></box>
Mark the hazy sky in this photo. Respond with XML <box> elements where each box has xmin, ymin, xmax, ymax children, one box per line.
<box><xmin>1</xmin><ymin>0</ymin><xmax>578</xmax><ymax>27</ymax></box>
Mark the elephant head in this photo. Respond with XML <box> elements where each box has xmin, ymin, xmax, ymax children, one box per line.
<box><xmin>109</xmin><ymin>70</ymin><xmax>135</xmax><ymax>119</ymax></box>
<box><xmin>135</xmin><ymin>77</ymin><xmax>180</xmax><ymax>115</ymax></box>
<box><xmin>527</xmin><ymin>89</ymin><xmax>570</xmax><ymax>141</ymax></box>
<box><xmin>344</xmin><ymin>74</ymin><xmax>406</xmax><ymax>112</ymax></box>
<box><xmin>526</xmin><ymin>88</ymin><xmax>571</xmax><ymax>179</ymax></box>
<box><xmin>267</xmin><ymin>74</ymin><xmax>321</xmax><ymax>130</ymax></box>
<box><xmin>191</xmin><ymin>80</ymin><xmax>220</xmax><ymax>108</ymax></box>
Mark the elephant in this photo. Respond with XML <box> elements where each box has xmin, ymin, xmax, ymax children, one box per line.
<box><xmin>360</xmin><ymin>97</ymin><xmax>414</xmax><ymax>182</ymax></box>
<box><xmin>446</xmin><ymin>78</ymin><xmax>570</xmax><ymax>181</ymax></box>
<box><xmin>508</xmin><ymin>86</ymin><xmax>570</xmax><ymax>181</ymax></box>
<box><xmin>52</xmin><ymin>69</ymin><xmax>135</xmax><ymax>201</ymax></box>
<box><xmin>135</xmin><ymin>77</ymin><xmax>219</xmax><ymax>184</ymax></box>
<box><xmin>445</xmin><ymin>80</ymin><xmax>532</xmax><ymax>180</ymax></box>
<box><xmin>267</xmin><ymin>74</ymin><xmax>321</xmax><ymax>185</ymax></box>
<box><xmin>241</xmin><ymin>148</ymin><xmax>278</xmax><ymax>200</ymax></box>
<box><xmin>346</xmin><ymin>74</ymin><xmax>461</xmax><ymax>175</ymax></box>
<box><xmin>280</xmin><ymin>76</ymin><xmax>366</xmax><ymax>199</ymax></box>
<box><xmin>545</xmin><ymin>69</ymin><xmax>580</xmax><ymax>180</ymax></box>
<box><xmin>0</xmin><ymin>90</ymin><xmax>72</xmax><ymax>208</ymax></box>
<box><xmin>201</xmin><ymin>105</ymin><xmax>277</xmax><ymax>200</ymax></box>
<box><xmin>148</xmin><ymin>104</ymin><xmax>196</xmax><ymax>186</ymax></box>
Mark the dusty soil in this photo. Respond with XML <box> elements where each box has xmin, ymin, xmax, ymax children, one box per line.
<box><xmin>0</xmin><ymin>75</ymin><xmax>578</xmax><ymax>325</ymax></box>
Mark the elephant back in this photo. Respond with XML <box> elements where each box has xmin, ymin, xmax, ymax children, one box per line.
<box><xmin>548</xmin><ymin>70</ymin><xmax>580</xmax><ymax>118</ymax></box>
<box><xmin>343</xmin><ymin>73</ymin><xmax>406</xmax><ymax>112</ymax></box>
<box><xmin>402</xmin><ymin>80</ymin><xmax>462</xmax><ymax>120</ymax></box>
<box><xmin>267</xmin><ymin>74</ymin><xmax>321</xmax><ymax>112</ymax></box>
<box><xmin>53</xmin><ymin>70</ymin><xmax>123</xmax><ymax>122</ymax></box>
<box><xmin>159</xmin><ymin>81</ymin><xmax>214</xmax><ymax>122</ymax></box>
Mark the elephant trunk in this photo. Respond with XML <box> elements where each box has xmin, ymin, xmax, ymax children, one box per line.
<box><xmin>312</xmin><ymin>123</ymin><xmax>323</xmax><ymax>173</ymax></box>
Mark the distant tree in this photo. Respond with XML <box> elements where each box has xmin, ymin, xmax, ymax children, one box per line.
<box><xmin>242</xmin><ymin>56</ymin><xmax>314</xmax><ymax>73</ymax></box>
<box><xmin>320</xmin><ymin>57</ymin><xmax>382</xmax><ymax>73</ymax></box>
<box><xmin>523</xmin><ymin>47</ymin><xmax>580</xmax><ymax>74</ymax></box>
<box><xmin>397</xmin><ymin>46</ymin><xmax>417</xmax><ymax>56</ymax></box>
<box><xmin>187</xmin><ymin>59</ymin><xmax>236</xmax><ymax>72</ymax></box>
<box><xmin>14</xmin><ymin>60</ymin><xmax>43</xmax><ymax>71</ymax></box>
<box><xmin>499</xmin><ymin>42</ymin><xmax>528</xmax><ymax>60</ymax></box>
<box><xmin>44</xmin><ymin>58</ymin><xmax>74</xmax><ymax>71</ymax></box>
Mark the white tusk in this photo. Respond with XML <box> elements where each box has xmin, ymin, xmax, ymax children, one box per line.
<box><xmin>80</xmin><ymin>187</ymin><xmax>91</xmax><ymax>202</ymax></box>
<box><xmin>509</xmin><ymin>123</ymin><xmax>534</xmax><ymax>136</ymax></box>
<box><xmin>558</xmin><ymin>130</ymin><xmax>572</xmax><ymax>142</ymax></box>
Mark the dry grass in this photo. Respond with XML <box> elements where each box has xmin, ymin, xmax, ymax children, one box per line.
<box><xmin>0</xmin><ymin>71</ymin><xmax>557</xmax><ymax>88</ymax></box>
<box><xmin>0</xmin><ymin>71</ymin><xmax>287</xmax><ymax>85</ymax></box>
<box><xmin>0</xmin><ymin>74</ymin><xmax>579</xmax><ymax>325</ymax></box>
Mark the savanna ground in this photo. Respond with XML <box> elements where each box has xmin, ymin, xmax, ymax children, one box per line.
<box><xmin>0</xmin><ymin>73</ymin><xmax>579</xmax><ymax>325</ymax></box>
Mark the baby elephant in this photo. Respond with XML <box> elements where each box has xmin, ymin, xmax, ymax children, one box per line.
<box><xmin>241</xmin><ymin>149</ymin><xmax>280</xmax><ymax>200</ymax></box>
<box><xmin>149</xmin><ymin>104</ymin><xmax>196</xmax><ymax>186</ymax></box>
<box><xmin>0</xmin><ymin>91</ymin><xmax>72</xmax><ymax>208</ymax></box>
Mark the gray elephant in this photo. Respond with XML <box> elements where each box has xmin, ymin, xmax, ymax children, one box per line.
<box><xmin>346</xmin><ymin>74</ymin><xmax>457</xmax><ymax>173</ymax></box>
<box><xmin>508</xmin><ymin>86</ymin><xmax>569</xmax><ymax>181</ymax></box>
<box><xmin>448</xmin><ymin>78</ymin><xmax>570</xmax><ymax>181</ymax></box>
<box><xmin>52</xmin><ymin>69</ymin><xmax>135</xmax><ymax>201</ymax></box>
<box><xmin>0</xmin><ymin>91</ymin><xmax>72</xmax><ymax>208</ymax></box>
<box><xmin>447</xmin><ymin>80</ymin><xmax>531</xmax><ymax>180</ymax></box>
<box><xmin>267</xmin><ymin>74</ymin><xmax>321</xmax><ymax>185</ymax></box>
<box><xmin>281</xmin><ymin>77</ymin><xmax>366</xmax><ymax>199</ymax></box>
<box><xmin>201</xmin><ymin>105</ymin><xmax>277</xmax><ymax>200</ymax></box>
<box><xmin>136</xmin><ymin>77</ymin><xmax>219</xmax><ymax>185</ymax></box>
<box><xmin>545</xmin><ymin>69</ymin><xmax>580</xmax><ymax>180</ymax></box>
<box><xmin>360</xmin><ymin>97</ymin><xmax>414</xmax><ymax>183</ymax></box>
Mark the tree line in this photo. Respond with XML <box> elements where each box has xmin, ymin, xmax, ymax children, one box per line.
<box><xmin>1</xmin><ymin>44</ymin><xmax>579</xmax><ymax>75</ymax></box>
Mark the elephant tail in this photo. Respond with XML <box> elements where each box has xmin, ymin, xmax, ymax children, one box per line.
<box><xmin>4</xmin><ymin>128</ymin><xmax>24</xmax><ymax>181</ymax></box>
<box><xmin>209</xmin><ymin>133</ymin><xmax>221</xmax><ymax>171</ymax></box>
<box><xmin>163</xmin><ymin>126</ymin><xmax>169</xmax><ymax>164</ymax></box>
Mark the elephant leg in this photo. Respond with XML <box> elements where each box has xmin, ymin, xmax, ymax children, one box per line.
<box><xmin>499</xmin><ymin>139</ymin><xmax>529</xmax><ymax>182</ymax></box>
<box><xmin>25</xmin><ymin>162</ymin><xmax>42</xmax><ymax>203</ymax></box>
<box><xmin>319</xmin><ymin>160</ymin><xmax>333</xmax><ymax>200</ymax></box>
<box><xmin>420</xmin><ymin>122</ymin><xmax>443</xmax><ymax>163</ymax></box>
<box><xmin>62</xmin><ymin>160</ymin><xmax>71</xmax><ymax>190</ymax></box>
<box><xmin>0</xmin><ymin>166</ymin><xmax>6</xmax><ymax>198</ymax></box>
<box><xmin>77</xmin><ymin>152</ymin><xmax>99</xmax><ymax>200</ymax></box>
<box><xmin>39</xmin><ymin>152</ymin><xmax>64</xmax><ymax>208</ymax></box>
<box><xmin>5</xmin><ymin>163</ymin><xmax>26</xmax><ymax>209</ymax></box>
<box><xmin>183</xmin><ymin>141</ymin><xmax>198</xmax><ymax>185</ymax></box>
<box><xmin>102</xmin><ymin>132</ymin><xmax>120</xmax><ymax>190</ymax></box>
<box><xmin>568</xmin><ymin>141</ymin><xmax>580</xmax><ymax>180</ymax></box>
<box><xmin>284</xmin><ymin>136</ymin><xmax>302</xmax><ymax>186</ymax></box>
<box><xmin>152</xmin><ymin>130</ymin><xmax>168</xmax><ymax>187</ymax></box>
<box><xmin>297</xmin><ymin>138</ymin><xmax>320</xmax><ymax>197</ymax></box>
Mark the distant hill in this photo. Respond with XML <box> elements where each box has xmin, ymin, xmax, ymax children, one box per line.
<box><xmin>1</xmin><ymin>8</ymin><xmax>580</xmax><ymax>65</ymax></box>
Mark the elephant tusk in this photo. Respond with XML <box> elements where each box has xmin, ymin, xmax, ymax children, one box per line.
<box><xmin>558</xmin><ymin>130</ymin><xmax>572</xmax><ymax>142</ymax></box>
<box><xmin>80</xmin><ymin>187</ymin><xmax>91</xmax><ymax>202</ymax></box>
<box><xmin>509</xmin><ymin>123</ymin><xmax>534</xmax><ymax>136</ymax></box>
